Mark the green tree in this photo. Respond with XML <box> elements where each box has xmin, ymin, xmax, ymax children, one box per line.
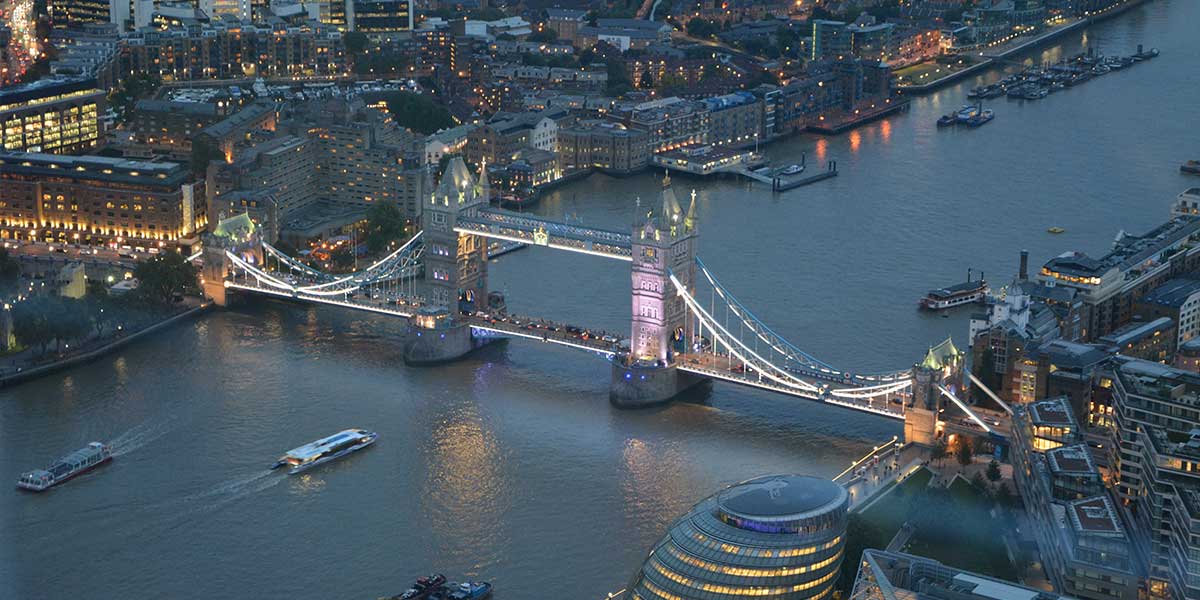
<box><xmin>970</xmin><ymin>471</ymin><xmax>988</xmax><ymax>491</ymax></box>
<box><xmin>638</xmin><ymin>68</ymin><xmax>654</xmax><ymax>89</ymax></box>
<box><xmin>370</xmin><ymin>92</ymin><xmax>454</xmax><ymax>135</ymax></box>
<box><xmin>527</xmin><ymin>28</ymin><xmax>558</xmax><ymax>43</ymax></box>
<box><xmin>11</xmin><ymin>297</ymin><xmax>55</xmax><ymax>354</ymax></box>
<box><xmin>686</xmin><ymin>17</ymin><xmax>720</xmax><ymax>38</ymax></box>
<box><xmin>931</xmin><ymin>437</ymin><xmax>948</xmax><ymax>465</ymax></box>
<box><xmin>190</xmin><ymin>136</ymin><xmax>225</xmax><ymax>176</ymax></box>
<box><xmin>955</xmin><ymin>436</ymin><xmax>974</xmax><ymax>470</ymax></box>
<box><xmin>986</xmin><ymin>459</ymin><xmax>1002</xmax><ymax>483</ymax></box>
<box><xmin>0</xmin><ymin>248</ymin><xmax>19</xmax><ymax>298</ymax></box>
<box><xmin>133</xmin><ymin>252</ymin><xmax>198</xmax><ymax>305</ymax></box>
<box><xmin>344</xmin><ymin>31</ymin><xmax>369</xmax><ymax>55</ymax></box>
<box><xmin>605</xmin><ymin>58</ymin><xmax>632</xmax><ymax>97</ymax></box>
<box><xmin>364</xmin><ymin>202</ymin><xmax>406</xmax><ymax>254</ymax></box>
<box><xmin>994</xmin><ymin>482</ymin><xmax>1014</xmax><ymax>507</ymax></box>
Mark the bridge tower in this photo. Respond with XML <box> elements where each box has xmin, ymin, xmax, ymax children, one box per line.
<box><xmin>611</xmin><ymin>174</ymin><xmax>707</xmax><ymax>407</ymax></box>
<box><xmin>201</xmin><ymin>212</ymin><xmax>262</xmax><ymax>307</ymax></box>
<box><xmin>903</xmin><ymin>338</ymin><xmax>964</xmax><ymax>446</ymax></box>
<box><xmin>403</xmin><ymin>157</ymin><xmax>494</xmax><ymax>364</ymax></box>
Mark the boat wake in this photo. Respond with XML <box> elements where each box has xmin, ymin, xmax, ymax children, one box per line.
<box><xmin>109</xmin><ymin>415</ymin><xmax>178</xmax><ymax>457</ymax></box>
<box><xmin>166</xmin><ymin>470</ymin><xmax>283</xmax><ymax>521</ymax></box>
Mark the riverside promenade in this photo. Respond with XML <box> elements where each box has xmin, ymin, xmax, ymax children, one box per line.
<box><xmin>898</xmin><ymin>0</ymin><xmax>1150</xmax><ymax>94</ymax></box>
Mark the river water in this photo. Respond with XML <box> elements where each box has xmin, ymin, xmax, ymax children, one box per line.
<box><xmin>2</xmin><ymin>2</ymin><xmax>1196</xmax><ymax>598</ymax></box>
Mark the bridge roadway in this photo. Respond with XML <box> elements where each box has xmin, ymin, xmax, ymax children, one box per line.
<box><xmin>224</xmin><ymin>275</ymin><xmax>624</xmax><ymax>356</ymax></box>
<box><xmin>675</xmin><ymin>352</ymin><xmax>907</xmax><ymax>420</ymax></box>
<box><xmin>455</xmin><ymin>208</ymin><xmax>633</xmax><ymax>261</ymax></box>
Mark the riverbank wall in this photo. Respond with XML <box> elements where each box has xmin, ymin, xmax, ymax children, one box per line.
<box><xmin>0</xmin><ymin>303</ymin><xmax>211</xmax><ymax>388</ymax></box>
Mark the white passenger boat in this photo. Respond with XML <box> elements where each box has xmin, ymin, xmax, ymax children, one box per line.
<box><xmin>271</xmin><ymin>429</ymin><xmax>378</xmax><ymax>474</ymax></box>
<box><xmin>17</xmin><ymin>442</ymin><xmax>113</xmax><ymax>491</ymax></box>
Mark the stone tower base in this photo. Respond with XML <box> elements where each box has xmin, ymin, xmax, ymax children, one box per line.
<box><xmin>610</xmin><ymin>363</ymin><xmax>709</xmax><ymax>408</ymax></box>
<box><xmin>402</xmin><ymin>321</ymin><xmax>498</xmax><ymax>365</ymax></box>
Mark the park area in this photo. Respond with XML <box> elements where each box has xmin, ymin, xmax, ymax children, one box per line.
<box><xmin>839</xmin><ymin>466</ymin><xmax>1018</xmax><ymax>590</ymax></box>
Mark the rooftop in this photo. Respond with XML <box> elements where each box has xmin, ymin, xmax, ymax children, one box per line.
<box><xmin>1067</xmin><ymin>496</ymin><xmax>1124</xmax><ymax>536</ymax></box>
<box><xmin>716</xmin><ymin>474</ymin><xmax>846</xmax><ymax>520</ymax></box>
<box><xmin>1140</xmin><ymin>277</ymin><xmax>1200</xmax><ymax>308</ymax></box>
<box><xmin>1098</xmin><ymin>316</ymin><xmax>1174</xmax><ymax>348</ymax></box>
<box><xmin>1028</xmin><ymin>396</ymin><xmax>1075</xmax><ymax>427</ymax></box>
<box><xmin>1041</xmin><ymin>216</ymin><xmax>1200</xmax><ymax>280</ymax></box>
<box><xmin>1046</xmin><ymin>444</ymin><xmax>1096</xmax><ymax>475</ymax></box>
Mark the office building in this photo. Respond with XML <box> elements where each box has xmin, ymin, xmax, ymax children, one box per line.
<box><xmin>556</xmin><ymin>121</ymin><xmax>649</xmax><ymax>175</ymax></box>
<box><xmin>349</xmin><ymin>0</ymin><xmax>413</xmax><ymax>35</ymax></box>
<box><xmin>1</xmin><ymin>78</ymin><xmax>104</xmax><ymax>154</ymax></box>
<box><xmin>124</xmin><ymin>99</ymin><xmax>228</xmax><ymax>161</ymax></box>
<box><xmin>629</xmin><ymin>474</ymin><xmax>847</xmax><ymax>600</ymax></box>
<box><xmin>0</xmin><ymin>151</ymin><xmax>204</xmax><ymax>248</ymax></box>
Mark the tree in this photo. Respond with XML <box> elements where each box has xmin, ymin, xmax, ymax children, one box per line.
<box><xmin>370</xmin><ymin>92</ymin><xmax>454</xmax><ymax>135</ymax></box>
<box><xmin>986</xmin><ymin>459</ymin><xmax>1002</xmax><ymax>484</ymax></box>
<box><xmin>955</xmin><ymin>436</ymin><xmax>974</xmax><ymax>470</ymax></box>
<box><xmin>638</xmin><ymin>68</ymin><xmax>654</xmax><ymax>89</ymax></box>
<box><xmin>931</xmin><ymin>437</ymin><xmax>948</xmax><ymax>465</ymax></box>
<box><xmin>994</xmin><ymin>482</ymin><xmax>1014</xmax><ymax>507</ymax></box>
<box><xmin>364</xmin><ymin>202</ymin><xmax>406</xmax><ymax>254</ymax></box>
<box><xmin>686</xmin><ymin>17</ymin><xmax>720</xmax><ymax>39</ymax></box>
<box><xmin>970</xmin><ymin>471</ymin><xmax>987</xmax><ymax>491</ymax></box>
<box><xmin>605</xmin><ymin>58</ymin><xmax>633</xmax><ymax>97</ymax></box>
<box><xmin>0</xmin><ymin>248</ymin><xmax>19</xmax><ymax>298</ymax></box>
<box><xmin>11</xmin><ymin>297</ymin><xmax>55</xmax><ymax>354</ymax></box>
<box><xmin>133</xmin><ymin>252</ymin><xmax>198</xmax><ymax>305</ymax></box>
<box><xmin>344</xmin><ymin>31</ymin><xmax>369</xmax><ymax>55</ymax></box>
<box><xmin>191</xmin><ymin>136</ymin><xmax>225</xmax><ymax>176</ymax></box>
<box><xmin>527</xmin><ymin>28</ymin><xmax>558</xmax><ymax>43</ymax></box>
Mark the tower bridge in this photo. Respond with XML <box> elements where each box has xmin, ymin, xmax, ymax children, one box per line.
<box><xmin>201</xmin><ymin>158</ymin><xmax>1009</xmax><ymax>447</ymax></box>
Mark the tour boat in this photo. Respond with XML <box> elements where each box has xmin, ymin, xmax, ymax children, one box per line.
<box><xmin>17</xmin><ymin>442</ymin><xmax>113</xmax><ymax>492</ymax></box>
<box><xmin>270</xmin><ymin>429</ymin><xmax>377</xmax><ymax>474</ymax></box>
<box><xmin>919</xmin><ymin>274</ymin><xmax>988</xmax><ymax>310</ymax></box>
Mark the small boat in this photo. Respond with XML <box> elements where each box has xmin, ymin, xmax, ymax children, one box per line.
<box><xmin>1092</xmin><ymin>64</ymin><xmax>1111</xmax><ymax>75</ymax></box>
<box><xmin>1021</xmin><ymin>87</ymin><xmax>1048</xmax><ymax>100</ymax></box>
<box><xmin>937</xmin><ymin>114</ymin><xmax>957</xmax><ymax>127</ymax></box>
<box><xmin>1048</xmin><ymin>226</ymin><xmax>1065</xmax><ymax>234</ymax></box>
<box><xmin>1181</xmin><ymin>160</ymin><xmax>1200</xmax><ymax>175</ymax></box>
<box><xmin>17</xmin><ymin>442</ymin><xmax>113</xmax><ymax>492</ymax></box>
<box><xmin>780</xmin><ymin>164</ymin><xmax>805</xmax><ymax>176</ymax></box>
<box><xmin>964</xmin><ymin>109</ymin><xmax>994</xmax><ymax>127</ymax></box>
<box><xmin>955</xmin><ymin>104</ymin><xmax>980</xmax><ymax>123</ymax></box>
<box><xmin>449</xmin><ymin>582</ymin><xmax>493</xmax><ymax>600</ymax></box>
<box><xmin>271</xmin><ymin>429</ymin><xmax>377</xmax><ymax>474</ymax></box>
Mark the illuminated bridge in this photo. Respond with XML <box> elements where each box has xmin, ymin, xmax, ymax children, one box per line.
<box><xmin>204</xmin><ymin>160</ymin><xmax>1008</xmax><ymax>445</ymax></box>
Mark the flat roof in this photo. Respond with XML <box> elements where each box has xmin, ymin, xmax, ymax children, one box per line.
<box><xmin>1046</xmin><ymin>444</ymin><xmax>1096</xmax><ymax>475</ymax></box>
<box><xmin>717</xmin><ymin>474</ymin><xmax>845</xmax><ymax>519</ymax></box>
<box><xmin>1140</xmin><ymin>277</ymin><xmax>1200</xmax><ymax>308</ymax></box>
<box><xmin>1028</xmin><ymin>397</ymin><xmax>1074</xmax><ymax>427</ymax></box>
<box><xmin>1068</xmin><ymin>496</ymin><xmax>1123</xmax><ymax>535</ymax></box>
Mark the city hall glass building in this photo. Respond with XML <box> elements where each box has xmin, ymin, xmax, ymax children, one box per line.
<box><xmin>629</xmin><ymin>474</ymin><xmax>848</xmax><ymax>600</ymax></box>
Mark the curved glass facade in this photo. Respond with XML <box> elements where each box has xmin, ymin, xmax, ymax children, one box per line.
<box><xmin>629</xmin><ymin>474</ymin><xmax>848</xmax><ymax>600</ymax></box>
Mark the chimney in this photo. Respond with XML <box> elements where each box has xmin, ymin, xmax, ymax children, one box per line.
<box><xmin>1019</xmin><ymin>250</ymin><xmax>1029</xmax><ymax>281</ymax></box>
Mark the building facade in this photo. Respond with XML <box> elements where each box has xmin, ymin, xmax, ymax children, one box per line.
<box><xmin>630</xmin><ymin>474</ymin><xmax>848</xmax><ymax>600</ymax></box>
<box><xmin>0</xmin><ymin>151</ymin><xmax>204</xmax><ymax>248</ymax></box>
<box><xmin>1</xmin><ymin>78</ymin><xmax>104</xmax><ymax>154</ymax></box>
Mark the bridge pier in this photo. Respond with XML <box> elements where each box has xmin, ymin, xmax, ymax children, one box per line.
<box><xmin>402</xmin><ymin>309</ymin><xmax>500</xmax><ymax>365</ymax></box>
<box><xmin>609</xmin><ymin>362</ymin><xmax>708</xmax><ymax>408</ymax></box>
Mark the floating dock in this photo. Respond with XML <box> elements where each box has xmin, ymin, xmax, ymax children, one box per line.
<box><xmin>772</xmin><ymin>159</ymin><xmax>838</xmax><ymax>192</ymax></box>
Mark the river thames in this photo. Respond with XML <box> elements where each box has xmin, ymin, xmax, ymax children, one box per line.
<box><xmin>2</xmin><ymin>2</ymin><xmax>1198</xmax><ymax>598</ymax></box>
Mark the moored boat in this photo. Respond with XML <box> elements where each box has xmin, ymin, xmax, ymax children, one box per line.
<box><xmin>449</xmin><ymin>582</ymin><xmax>492</xmax><ymax>600</ymax></box>
<box><xmin>920</xmin><ymin>272</ymin><xmax>988</xmax><ymax>310</ymax></box>
<box><xmin>1182</xmin><ymin>160</ymin><xmax>1200</xmax><ymax>175</ymax></box>
<box><xmin>271</xmin><ymin>429</ymin><xmax>377</xmax><ymax>474</ymax></box>
<box><xmin>17</xmin><ymin>442</ymin><xmax>113</xmax><ymax>492</ymax></box>
<box><xmin>936</xmin><ymin>114</ymin><xmax>957</xmax><ymax>127</ymax></box>
<box><xmin>964</xmin><ymin>109</ymin><xmax>994</xmax><ymax>127</ymax></box>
